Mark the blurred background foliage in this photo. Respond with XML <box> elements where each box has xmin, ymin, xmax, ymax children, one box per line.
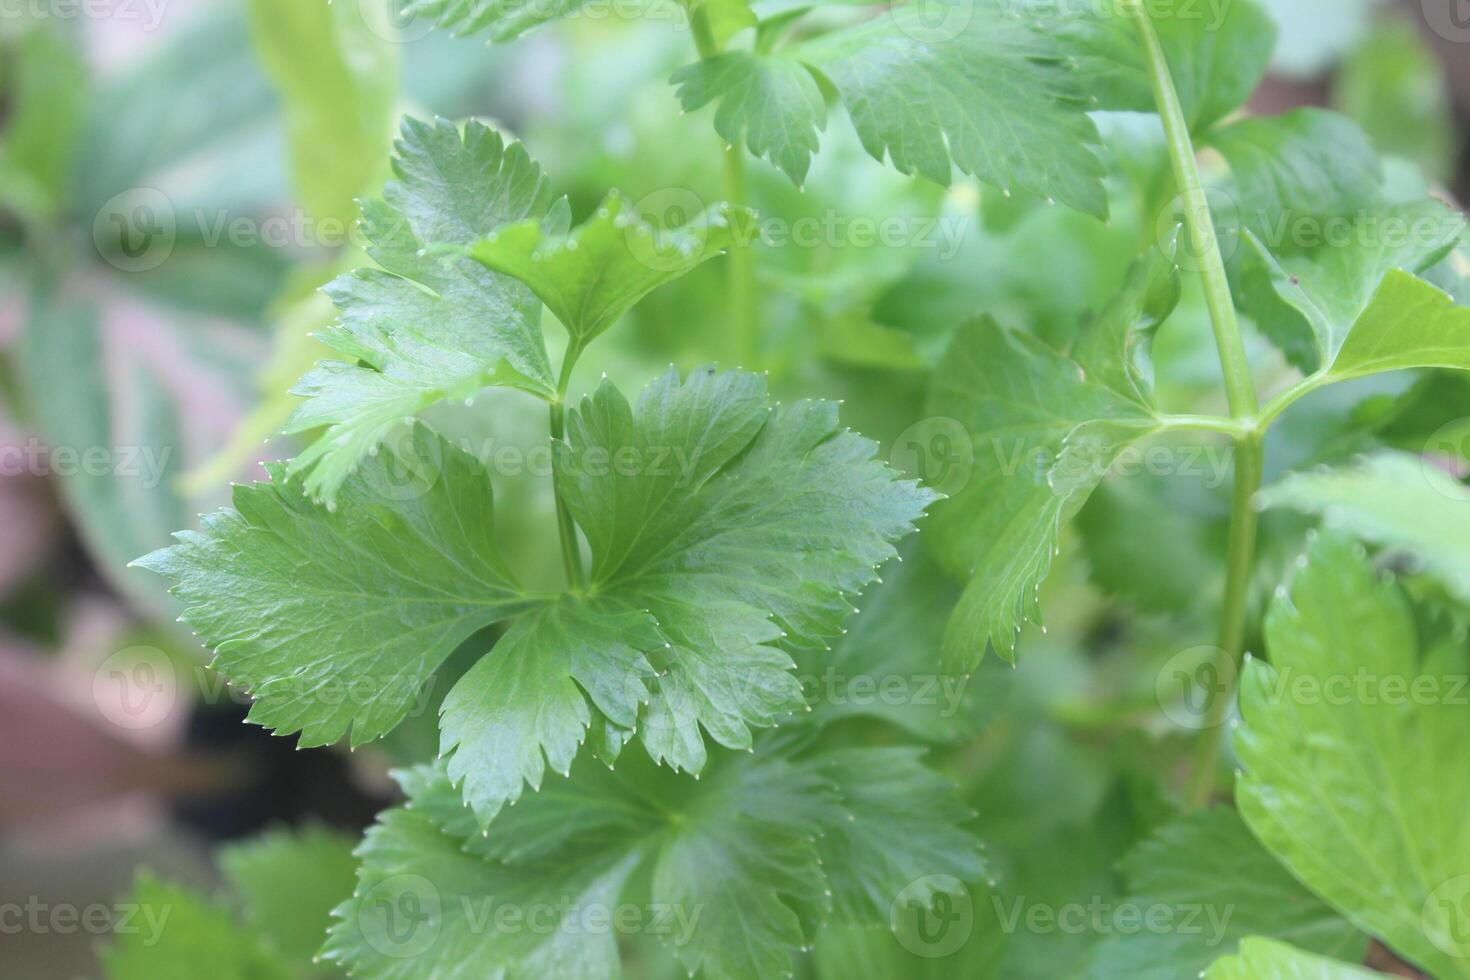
<box><xmin>0</xmin><ymin>0</ymin><xmax>1467</xmax><ymax>976</ymax></box>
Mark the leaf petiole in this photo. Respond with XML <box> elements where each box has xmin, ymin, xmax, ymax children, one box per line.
<box><xmin>1124</xmin><ymin>0</ymin><xmax>1264</xmax><ymax>806</ymax></box>
<box><xmin>691</xmin><ymin>6</ymin><xmax>759</xmax><ymax>366</ymax></box>
<box><xmin>550</xmin><ymin>341</ymin><xmax>588</xmax><ymax>591</ymax></box>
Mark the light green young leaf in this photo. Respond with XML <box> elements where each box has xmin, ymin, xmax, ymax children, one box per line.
<box><xmin>794</xmin><ymin>0</ymin><xmax>1109</xmax><ymax>216</ymax></box>
<box><xmin>671</xmin><ymin>51</ymin><xmax>827</xmax><ymax>185</ymax></box>
<box><xmin>0</xmin><ymin>24</ymin><xmax>86</xmax><ymax>220</ymax></box>
<box><xmin>457</xmin><ymin>190</ymin><xmax>757</xmax><ymax>351</ymax></box>
<box><xmin>695</xmin><ymin>0</ymin><xmax>757</xmax><ymax>45</ymax></box>
<box><xmin>1205</xmin><ymin>938</ymin><xmax>1386</xmax><ymax>980</ymax></box>
<box><xmin>928</xmin><ymin>253</ymin><xmax>1178</xmax><ymax>669</ymax></box>
<box><xmin>1261</xmin><ymin>451</ymin><xmax>1470</xmax><ymax>603</ymax></box>
<box><xmin>219</xmin><ymin>825</ymin><xmax>359</xmax><ymax>973</ymax></box>
<box><xmin>1205</xmin><ymin>109</ymin><xmax>1383</xmax><ymax>241</ymax></box>
<box><xmin>285</xmin><ymin>116</ymin><xmax>561</xmax><ymax>503</ymax></box>
<box><xmin>1084</xmin><ymin>807</ymin><xmax>1366</xmax><ymax>979</ymax></box>
<box><xmin>394</xmin><ymin>0</ymin><xmax>594</xmax><ymax>41</ymax></box>
<box><xmin>1328</xmin><ymin>271</ymin><xmax>1470</xmax><ymax>381</ymax></box>
<box><xmin>327</xmin><ymin>743</ymin><xmax>982</xmax><ymax>980</ymax></box>
<box><xmin>556</xmin><ymin>367</ymin><xmax>935</xmax><ymax>776</ymax></box>
<box><xmin>101</xmin><ymin>876</ymin><xmax>293</xmax><ymax>980</ymax></box>
<box><xmin>1236</xmin><ymin>198</ymin><xmax>1467</xmax><ymax>376</ymax></box>
<box><xmin>244</xmin><ymin>0</ymin><xmax>397</xmax><ymax>224</ymax></box>
<box><xmin>134</xmin><ymin>424</ymin><xmax>533</xmax><ymax>747</ymax></box>
<box><xmin>1236</xmin><ymin>533</ymin><xmax>1470</xmax><ymax>979</ymax></box>
<box><xmin>1043</xmin><ymin>0</ymin><xmax>1276</xmax><ymax>132</ymax></box>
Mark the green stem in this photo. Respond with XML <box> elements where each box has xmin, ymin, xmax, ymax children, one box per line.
<box><xmin>1124</xmin><ymin>0</ymin><xmax>1262</xmax><ymax>806</ymax></box>
<box><xmin>691</xmin><ymin>9</ymin><xmax>758</xmax><ymax>366</ymax></box>
<box><xmin>550</xmin><ymin>344</ymin><xmax>587</xmax><ymax>592</ymax></box>
<box><xmin>1157</xmin><ymin>414</ymin><xmax>1249</xmax><ymax>437</ymax></box>
<box><xmin>1126</xmin><ymin>4</ymin><xmax>1256</xmax><ymax>421</ymax></box>
<box><xmin>1186</xmin><ymin>431</ymin><xmax>1263</xmax><ymax>806</ymax></box>
<box><xmin>1256</xmin><ymin>371</ymin><xmax>1332</xmax><ymax>430</ymax></box>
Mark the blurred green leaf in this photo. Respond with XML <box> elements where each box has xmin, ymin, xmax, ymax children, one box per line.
<box><xmin>245</xmin><ymin>0</ymin><xmax>398</xmax><ymax>224</ymax></box>
<box><xmin>1084</xmin><ymin>807</ymin><xmax>1366</xmax><ymax>979</ymax></box>
<box><xmin>1206</xmin><ymin>937</ymin><xmax>1384</xmax><ymax>979</ymax></box>
<box><xmin>1334</xmin><ymin>17</ymin><xmax>1458</xmax><ymax>184</ymax></box>
<box><xmin>0</xmin><ymin>24</ymin><xmax>86</xmax><ymax>221</ymax></box>
<box><xmin>1262</xmin><ymin>451</ymin><xmax>1470</xmax><ymax>603</ymax></box>
<box><xmin>101</xmin><ymin>875</ymin><xmax>294</xmax><ymax>980</ymax></box>
<box><xmin>219</xmin><ymin>825</ymin><xmax>359</xmax><ymax>974</ymax></box>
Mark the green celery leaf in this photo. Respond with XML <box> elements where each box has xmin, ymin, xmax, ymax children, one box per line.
<box><xmin>1205</xmin><ymin>109</ymin><xmax>1383</xmax><ymax>242</ymax></box>
<box><xmin>553</xmin><ymin>367</ymin><xmax>935</xmax><ymax>777</ymax></box>
<box><xmin>1236</xmin><ymin>198</ymin><xmax>1467</xmax><ymax>376</ymax></box>
<box><xmin>323</xmin><ymin>805</ymin><xmax>638</xmax><ymax>980</ymax></box>
<box><xmin>795</xmin><ymin>0</ymin><xmax>1109</xmax><ymax>216</ymax></box>
<box><xmin>393</xmin><ymin>0</ymin><xmax>594</xmax><ymax>41</ymax></box>
<box><xmin>928</xmin><ymin>252</ymin><xmax>1178</xmax><ymax>668</ymax></box>
<box><xmin>327</xmin><ymin>742</ymin><xmax>983</xmax><ymax>980</ymax></box>
<box><xmin>1084</xmin><ymin>807</ymin><xmax>1366</xmax><ymax>979</ymax></box>
<box><xmin>806</xmin><ymin>747</ymin><xmax>986</xmax><ymax>923</ymax></box>
<box><xmin>285</xmin><ymin>116</ymin><xmax>561</xmax><ymax>503</ymax></box>
<box><xmin>140</xmin><ymin>367</ymin><xmax>929</xmax><ymax>821</ymax></box>
<box><xmin>134</xmin><ymin>424</ymin><xmax>533</xmax><ymax>747</ymax></box>
<box><xmin>438</xmin><ymin>598</ymin><xmax>659</xmax><ymax>822</ymax></box>
<box><xmin>1261</xmin><ymin>451</ymin><xmax>1470</xmax><ymax>604</ymax></box>
<box><xmin>1205</xmin><ymin>938</ymin><xmax>1385</xmax><ymax>980</ymax></box>
<box><xmin>1043</xmin><ymin>0</ymin><xmax>1276</xmax><ymax>132</ymax></box>
<box><xmin>101</xmin><ymin>875</ymin><xmax>293</xmax><ymax>980</ymax></box>
<box><xmin>800</xmin><ymin>545</ymin><xmax>971</xmax><ymax>742</ymax></box>
<box><xmin>1070</xmin><ymin>247</ymin><xmax>1181</xmax><ymax>408</ymax></box>
<box><xmin>1236</xmin><ymin>533</ymin><xmax>1470</xmax><ymax>978</ymax></box>
<box><xmin>456</xmin><ymin>189</ymin><xmax>756</xmax><ymax>351</ymax></box>
<box><xmin>671</xmin><ymin>51</ymin><xmax>826</xmax><ymax>184</ymax></box>
<box><xmin>1329</xmin><ymin>271</ymin><xmax>1470</xmax><ymax>381</ymax></box>
<box><xmin>218</xmin><ymin>825</ymin><xmax>360</xmax><ymax>973</ymax></box>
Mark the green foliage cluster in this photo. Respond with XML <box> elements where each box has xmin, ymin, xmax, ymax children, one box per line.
<box><xmin>5</xmin><ymin>0</ymin><xmax>1470</xmax><ymax>977</ymax></box>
